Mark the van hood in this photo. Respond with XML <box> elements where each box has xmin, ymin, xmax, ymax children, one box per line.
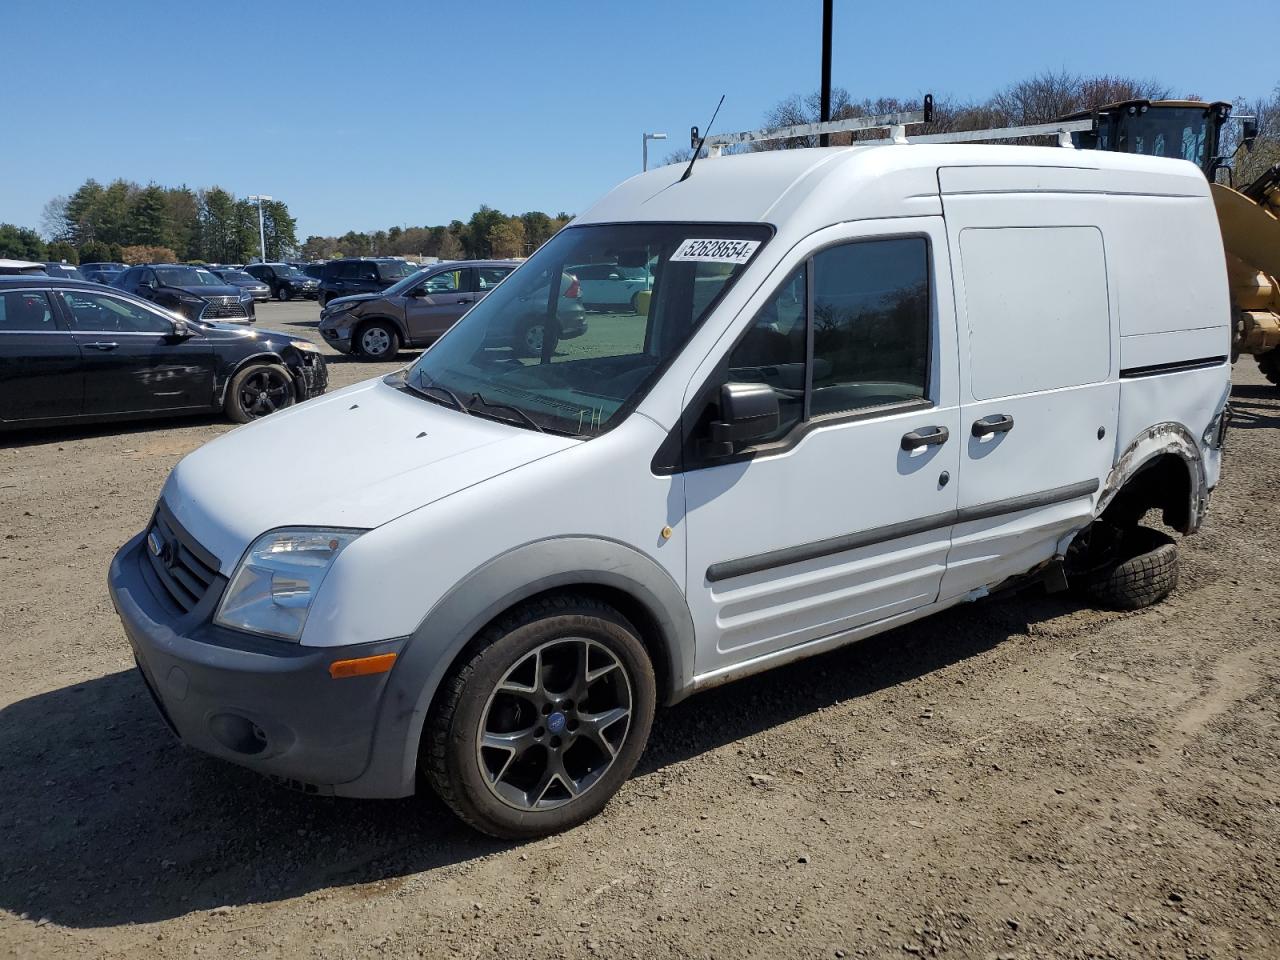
<box><xmin>162</xmin><ymin>376</ymin><xmax>578</xmax><ymax>572</ymax></box>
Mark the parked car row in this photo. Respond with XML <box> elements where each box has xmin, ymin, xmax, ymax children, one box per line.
<box><xmin>0</xmin><ymin>275</ymin><xmax>327</xmax><ymax>432</ymax></box>
<box><xmin>317</xmin><ymin>259</ymin><xmax>588</xmax><ymax>360</ymax></box>
<box><xmin>113</xmin><ymin>264</ymin><xmax>258</xmax><ymax>324</ymax></box>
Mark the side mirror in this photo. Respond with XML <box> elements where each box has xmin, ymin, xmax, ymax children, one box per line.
<box><xmin>409</xmin><ymin>286</ymin><xmax>428</xmax><ymax>297</ymax></box>
<box><xmin>139</xmin><ymin>279</ymin><xmax>156</xmax><ymax>290</ymax></box>
<box><xmin>1243</xmin><ymin>118</ymin><xmax>1259</xmax><ymax>149</ymax></box>
<box><xmin>705</xmin><ymin>382</ymin><xmax>780</xmax><ymax>458</ymax></box>
<box><xmin>170</xmin><ymin>318</ymin><xmax>191</xmax><ymax>338</ymax></box>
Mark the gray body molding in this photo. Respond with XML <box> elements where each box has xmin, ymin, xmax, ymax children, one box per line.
<box><xmin>336</xmin><ymin>536</ymin><xmax>696</xmax><ymax>798</ymax></box>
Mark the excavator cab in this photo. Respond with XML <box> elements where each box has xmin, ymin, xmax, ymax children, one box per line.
<box><xmin>1062</xmin><ymin>99</ymin><xmax>1233</xmax><ymax>179</ymax></box>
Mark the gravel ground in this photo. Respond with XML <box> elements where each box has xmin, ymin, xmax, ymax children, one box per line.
<box><xmin>2</xmin><ymin>301</ymin><xmax>1278</xmax><ymax>959</ymax></box>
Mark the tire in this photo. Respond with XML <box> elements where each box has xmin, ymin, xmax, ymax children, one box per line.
<box><xmin>1077</xmin><ymin>526</ymin><xmax>1179</xmax><ymax>610</ymax></box>
<box><xmin>276</xmin><ymin>285</ymin><xmax>291</xmax><ymax>302</ymax></box>
<box><xmin>224</xmin><ymin>363</ymin><xmax>295</xmax><ymax>423</ymax></box>
<box><xmin>630</xmin><ymin>291</ymin><xmax>642</xmax><ymax>313</ymax></box>
<box><xmin>514</xmin><ymin>317</ymin><xmax>558</xmax><ymax>358</ymax></box>
<box><xmin>356</xmin><ymin>320</ymin><xmax>400</xmax><ymax>360</ymax></box>
<box><xmin>425</xmin><ymin>594</ymin><xmax>657</xmax><ymax>839</ymax></box>
<box><xmin>1258</xmin><ymin>348</ymin><xmax>1280</xmax><ymax>387</ymax></box>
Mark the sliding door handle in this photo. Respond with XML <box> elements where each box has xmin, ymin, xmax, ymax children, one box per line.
<box><xmin>972</xmin><ymin>414</ymin><xmax>1014</xmax><ymax>437</ymax></box>
<box><xmin>901</xmin><ymin>425</ymin><xmax>950</xmax><ymax>451</ymax></box>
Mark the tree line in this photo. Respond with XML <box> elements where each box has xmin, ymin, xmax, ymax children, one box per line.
<box><xmin>297</xmin><ymin>206</ymin><xmax>575</xmax><ymax>263</ymax></box>
<box><xmin>0</xmin><ymin>180</ymin><xmax>300</xmax><ymax>266</ymax></box>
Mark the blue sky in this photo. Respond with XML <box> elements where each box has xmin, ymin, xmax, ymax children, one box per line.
<box><xmin>3</xmin><ymin>0</ymin><xmax>1274</xmax><ymax>240</ymax></box>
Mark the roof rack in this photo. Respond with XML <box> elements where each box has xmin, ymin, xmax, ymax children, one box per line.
<box><xmin>698</xmin><ymin>94</ymin><xmax>1095</xmax><ymax>156</ymax></box>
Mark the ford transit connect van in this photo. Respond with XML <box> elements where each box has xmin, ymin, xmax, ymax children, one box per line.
<box><xmin>109</xmin><ymin>144</ymin><xmax>1232</xmax><ymax>838</ymax></box>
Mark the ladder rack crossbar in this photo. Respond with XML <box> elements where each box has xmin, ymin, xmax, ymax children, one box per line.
<box><xmin>908</xmin><ymin>119</ymin><xmax>1094</xmax><ymax>145</ymax></box>
<box><xmin>702</xmin><ymin>110</ymin><xmax>927</xmax><ymax>148</ymax></box>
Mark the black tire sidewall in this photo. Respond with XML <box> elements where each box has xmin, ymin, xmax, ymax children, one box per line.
<box><xmin>276</xmin><ymin>285</ymin><xmax>290</xmax><ymax>301</ymax></box>
<box><xmin>435</xmin><ymin>604</ymin><xmax>656</xmax><ymax>838</ymax></box>
<box><xmin>225</xmin><ymin>362</ymin><xmax>295</xmax><ymax>423</ymax></box>
<box><xmin>1083</xmin><ymin>526</ymin><xmax>1178</xmax><ymax>610</ymax></box>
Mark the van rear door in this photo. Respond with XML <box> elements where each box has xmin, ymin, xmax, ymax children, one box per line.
<box><xmin>939</xmin><ymin>173</ymin><xmax>1119</xmax><ymax>599</ymax></box>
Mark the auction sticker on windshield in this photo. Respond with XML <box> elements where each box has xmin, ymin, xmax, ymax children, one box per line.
<box><xmin>670</xmin><ymin>238</ymin><xmax>761</xmax><ymax>264</ymax></box>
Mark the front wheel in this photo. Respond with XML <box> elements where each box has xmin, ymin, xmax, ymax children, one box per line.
<box><xmin>425</xmin><ymin>595</ymin><xmax>656</xmax><ymax>839</ymax></box>
<box><xmin>225</xmin><ymin>363</ymin><xmax>295</xmax><ymax>423</ymax></box>
<box><xmin>357</xmin><ymin>320</ymin><xmax>400</xmax><ymax>360</ymax></box>
<box><xmin>276</xmin><ymin>285</ymin><xmax>292</xmax><ymax>302</ymax></box>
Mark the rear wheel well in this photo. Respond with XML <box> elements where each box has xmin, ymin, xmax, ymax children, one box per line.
<box><xmin>1101</xmin><ymin>453</ymin><xmax>1193</xmax><ymax>532</ymax></box>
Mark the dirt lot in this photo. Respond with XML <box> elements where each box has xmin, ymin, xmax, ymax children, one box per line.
<box><xmin>2</xmin><ymin>300</ymin><xmax>1278</xmax><ymax>959</ymax></box>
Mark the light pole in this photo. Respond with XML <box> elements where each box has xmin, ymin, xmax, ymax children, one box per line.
<box><xmin>248</xmin><ymin>194</ymin><xmax>272</xmax><ymax>262</ymax></box>
<box><xmin>642</xmin><ymin>132</ymin><xmax>667</xmax><ymax>171</ymax></box>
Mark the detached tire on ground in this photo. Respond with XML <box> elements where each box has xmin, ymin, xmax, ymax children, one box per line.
<box><xmin>1078</xmin><ymin>526</ymin><xmax>1179</xmax><ymax>610</ymax></box>
<box><xmin>425</xmin><ymin>594</ymin><xmax>657</xmax><ymax>839</ymax></box>
<box><xmin>224</xmin><ymin>363</ymin><xmax>295</xmax><ymax>423</ymax></box>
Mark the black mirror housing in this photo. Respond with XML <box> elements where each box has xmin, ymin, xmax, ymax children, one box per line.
<box><xmin>1243</xmin><ymin>118</ymin><xmax>1259</xmax><ymax>148</ymax></box>
<box><xmin>705</xmin><ymin>382</ymin><xmax>780</xmax><ymax>457</ymax></box>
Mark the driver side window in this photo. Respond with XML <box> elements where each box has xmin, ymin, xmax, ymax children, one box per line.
<box><xmin>724</xmin><ymin>264</ymin><xmax>808</xmax><ymax>441</ymax></box>
<box><xmin>62</xmin><ymin>292</ymin><xmax>172</xmax><ymax>333</ymax></box>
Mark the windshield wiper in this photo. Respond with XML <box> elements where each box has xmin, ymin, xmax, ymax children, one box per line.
<box><xmin>468</xmin><ymin>392</ymin><xmax>544</xmax><ymax>433</ymax></box>
<box><xmin>404</xmin><ymin>369</ymin><xmax>468</xmax><ymax>412</ymax></box>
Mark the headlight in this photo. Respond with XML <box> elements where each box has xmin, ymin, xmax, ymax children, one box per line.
<box><xmin>289</xmin><ymin>339</ymin><xmax>318</xmax><ymax>351</ymax></box>
<box><xmin>176</xmin><ymin>292</ymin><xmax>204</xmax><ymax>304</ymax></box>
<box><xmin>215</xmin><ymin>528</ymin><xmax>363</xmax><ymax>641</ymax></box>
<box><xmin>239</xmin><ymin>291</ymin><xmax>253</xmax><ymax>302</ymax></box>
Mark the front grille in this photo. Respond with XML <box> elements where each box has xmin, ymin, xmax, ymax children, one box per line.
<box><xmin>201</xmin><ymin>297</ymin><xmax>249</xmax><ymax>320</ymax></box>
<box><xmin>145</xmin><ymin>508</ymin><xmax>220</xmax><ymax>613</ymax></box>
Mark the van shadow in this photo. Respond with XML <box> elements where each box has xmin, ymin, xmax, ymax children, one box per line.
<box><xmin>0</xmin><ymin>588</ymin><xmax>1073</xmax><ymax>929</ymax></box>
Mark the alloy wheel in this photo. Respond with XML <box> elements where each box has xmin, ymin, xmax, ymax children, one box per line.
<box><xmin>361</xmin><ymin>326</ymin><xmax>392</xmax><ymax>357</ymax></box>
<box><xmin>523</xmin><ymin>323</ymin><xmax>545</xmax><ymax>354</ymax></box>
<box><xmin>476</xmin><ymin>637</ymin><xmax>632</xmax><ymax>811</ymax></box>
<box><xmin>238</xmin><ymin>367</ymin><xmax>292</xmax><ymax>418</ymax></box>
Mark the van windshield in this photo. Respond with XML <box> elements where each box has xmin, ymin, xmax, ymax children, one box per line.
<box><xmin>405</xmin><ymin>222</ymin><xmax>770</xmax><ymax>436</ymax></box>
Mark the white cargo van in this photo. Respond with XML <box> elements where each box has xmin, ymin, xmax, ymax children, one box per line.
<box><xmin>109</xmin><ymin>143</ymin><xmax>1232</xmax><ymax>837</ymax></box>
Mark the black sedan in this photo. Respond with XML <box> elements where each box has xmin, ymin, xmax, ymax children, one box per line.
<box><xmin>0</xmin><ymin>276</ymin><xmax>328</xmax><ymax>432</ymax></box>
<box><xmin>113</xmin><ymin>264</ymin><xmax>257</xmax><ymax>323</ymax></box>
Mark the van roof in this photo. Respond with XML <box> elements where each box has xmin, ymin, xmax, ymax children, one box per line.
<box><xmin>575</xmin><ymin>144</ymin><xmax>1210</xmax><ymax>230</ymax></box>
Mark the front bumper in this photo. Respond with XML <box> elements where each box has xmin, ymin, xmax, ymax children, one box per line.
<box><xmin>108</xmin><ymin>530</ymin><xmax>403</xmax><ymax>792</ymax></box>
<box><xmin>294</xmin><ymin>352</ymin><xmax>330</xmax><ymax>398</ymax></box>
<box><xmin>318</xmin><ymin>322</ymin><xmax>354</xmax><ymax>354</ymax></box>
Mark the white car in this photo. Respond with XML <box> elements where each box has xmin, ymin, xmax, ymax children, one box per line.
<box><xmin>110</xmin><ymin>142</ymin><xmax>1231</xmax><ymax>839</ymax></box>
<box><xmin>568</xmin><ymin>262</ymin><xmax>650</xmax><ymax>311</ymax></box>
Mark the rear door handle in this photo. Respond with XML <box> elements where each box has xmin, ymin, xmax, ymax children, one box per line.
<box><xmin>456</xmin><ymin>297</ymin><xmax>473</xmax><ymax>304</ymax></box>
<box><xmin>85</xmin><ymin>341</ymin><xmax>119</xmax><ymax>351</ymax></box>
<box><xmin>901</xmin><ymin>425</ymin><xmax>950</xmax><ymax>451</ymax></box>
<box><xmin>972</xmin><ymin>414</ymin><xmax>1015</xmax><ymax>437</ymax></box>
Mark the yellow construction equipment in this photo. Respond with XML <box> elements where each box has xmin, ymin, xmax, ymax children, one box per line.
<box><xmin>1061</xmin><ymin>99</ymin><xmax>1280</xmax><ymax>385</ymax></box>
